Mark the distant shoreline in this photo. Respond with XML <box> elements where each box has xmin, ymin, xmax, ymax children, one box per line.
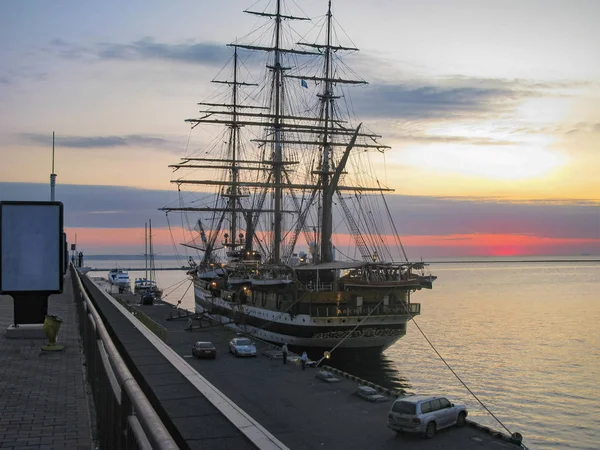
<box><xmin>426</xmin><ymin>259</ymin><xmax>600</xmax><ymax>264</ymax></box>
<box><xmin>83</xmin><ymin>255</ymin><xmax>599</xmax><ymax>264</ymax></box>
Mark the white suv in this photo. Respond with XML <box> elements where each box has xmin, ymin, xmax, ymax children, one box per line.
<box><xmin>387</xmin><ymin>395</ymin><xmax>467</xmax><ymax>438</ymax></box>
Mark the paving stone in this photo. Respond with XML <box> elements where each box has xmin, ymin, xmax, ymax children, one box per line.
<box><xmin>0</xmin><ymin>272</ymin><xmax>94</xmax><ymax>449</ymax></box>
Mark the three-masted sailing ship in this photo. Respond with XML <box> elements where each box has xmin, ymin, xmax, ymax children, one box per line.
<box><xmin>162</xmin><ymin>0</ymin><xmax>436</xmax><ymax>354</ymax></box>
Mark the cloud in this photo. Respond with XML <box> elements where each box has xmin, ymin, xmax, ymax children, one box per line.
<box><xmin>50</xmin><ymin>37</ymin><xmax>231</xmax><ymax>66</ymax></box>
<box><xmin>0</xmin><ymin>182</ymin><xmax>174</xmax><ymax>228</ymax></box>
<box><xmin>0</xmin><ymin>70</ymin><xmax>48</xmax><ymax>88</ymax></box>
<box><xmin>21</xmin><ymin>133</ymin><xmax>180</xmax><ymax>151</ymax></box>
<box><xmin>351</xmin><ymin>81</ymin><xmax>530</xmax><ymax>120</ymax></box>
<box><xmin>562</xmin><ymin>122</ymin><xmax>600</xmax><ymax>135</ymax></box>
<box><xmin>1</xmin><ymin>183</ymin><xmax>598</xmax><ymax>244</ymax></box>
<box><xmin>387</xmin><ymin>133</ymin><xmax>515</xmax><ymax>146</ymax></box>
<box><xmin>384</xmin><ymin>195</ymin><xmax>600</xmax><ymax>240</ymax></box>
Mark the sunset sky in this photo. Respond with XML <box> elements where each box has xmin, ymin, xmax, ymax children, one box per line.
<box><xmin>1</xmin><ymin>0</ymin><xmax>599</xmax><ymax>258</ymax></box>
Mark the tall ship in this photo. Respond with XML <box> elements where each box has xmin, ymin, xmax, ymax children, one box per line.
<box><xmin>162</xmin><ymin>0</ymin><xmax>436</xmax><ymax>354</ymax></box>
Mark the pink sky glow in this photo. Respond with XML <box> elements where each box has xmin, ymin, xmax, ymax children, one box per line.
<box><xmin>66</xmin><ymin>228</ymin><xmax>600</xmax><ymax>258</ymax></box>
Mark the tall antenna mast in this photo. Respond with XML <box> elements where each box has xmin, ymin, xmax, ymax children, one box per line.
<box><xmin>50</xmin><ymin>131</ymin><xmax>57</xmax><ymax>201</ymax></box>
<box><xmin>145</xmin><ymin>222</ymin><xmax>148</xmax><ymax>280</ymax></box>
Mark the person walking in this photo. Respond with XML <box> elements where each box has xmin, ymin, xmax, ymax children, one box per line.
<box><xmin>300</xmin><ymin>351</ymin><xmax>308</xmax><ymax>370</ymax></box>
<box><xmin>282</xmin><ymin>343</ymin><xmax>288</xmax><ymax>364</ymax></box>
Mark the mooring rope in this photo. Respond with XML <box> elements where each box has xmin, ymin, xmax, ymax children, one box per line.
<box><xmin>165</xmin><ymin>212</ymin><xmax>183</xmax><ymax>266</ymax></box>
<box><xmin>172</xmin><ymin>279</ymin><xmax>193</xmax><ymax>307</ymax></box>
<box><xmin>400</xmin><ymin>300</ymin><xmax>520</xmax><ymax>440</ymax></box>
<box><xmin>315</xmin><ymin>297</ymin><xmax>386</xmax><ymax>367</ymax></box>
<box><xmin>161</xmin><ymin>277</ymin><xmax>191</xmax><ymax>299</ymax></box>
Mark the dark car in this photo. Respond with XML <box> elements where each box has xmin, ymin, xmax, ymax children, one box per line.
<box><xmin>141</xmin><ymin>292</ymin><xmax>154</xmax><ymax>305</ymax></box>
<box><xmin>192</xmin><ymin>341</ymin><xmax>216</xmax><ymax>359</ymax></box>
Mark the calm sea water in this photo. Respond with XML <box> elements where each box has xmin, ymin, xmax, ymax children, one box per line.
<box><xmin>88</xmin><ymin>256</ymin><xmax>600</xmax><ymax>450</ymax></box>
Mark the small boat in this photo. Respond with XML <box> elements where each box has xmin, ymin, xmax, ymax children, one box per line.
<box><xmin>108</xmin><ymin>268</ymin><xmax>130</xmax><ymax>289</ymax></box>
<box><xmin>134</xmin><ymin>277</ymin><xmax>162</xmax><ymax>296</ymax></box>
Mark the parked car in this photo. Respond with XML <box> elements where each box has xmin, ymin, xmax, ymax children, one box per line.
<box><xmin>355</xmin><ymin>385</ymin><xmax>388</xmax><ymax>402</ymax></box>
<box><xmin>229</xmin><ymin>337</ymin><xmax>257</xmax><ymax>357</ymax></box>
<box><xmin>387</xmin><ymin>395</ymin><xmax>467</xmax><ymax>438</ymax></box>
<box><xmin>141</xmin><ymin>292</ymin><xmax>154</xmax><ymax>305</ymax></box>
<box><xmin>192</xmin><ymin>341</ymin><xmax>216</xmax><ymax>359</ymax></box>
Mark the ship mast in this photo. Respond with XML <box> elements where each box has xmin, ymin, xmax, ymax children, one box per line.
<box><xmin>224</xmin><ymin>47</ymin><xmax>241</xmax><ymax>252</ymax></box>
<box><xmin>161</xmin><ymin>46</ymin><xmax>259</xmax><ymax>261</ymax></box>
<box><xmin>238</xmin><ymin>0</ymin><xmax>312</xmax><ymax>263</ymax></box>
<box><xmin>162</xmin><ymin>0</ymin><xmax>395</xmax><ymax>265</ymax></box>
<box><xmin>319</xmin><ymin>0</ymin><xmax>334</xmax><ymax>263</ymax></box>
<box><xmin>272</xmin><ymin>0</ymin><xmax>284</xmax><ymax>263</ymax></box>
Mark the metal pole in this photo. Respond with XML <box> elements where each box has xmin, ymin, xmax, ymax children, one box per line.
<box><xmin>50</xmin><ymin>131</ymin><xmax>57</xmax><ymax>201</ymax></box>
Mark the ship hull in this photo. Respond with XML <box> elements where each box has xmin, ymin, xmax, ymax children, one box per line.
<box><xmin>194</xmin><ymin>282</ymin><xmax>409</xmax><ymax>354</ymax></box>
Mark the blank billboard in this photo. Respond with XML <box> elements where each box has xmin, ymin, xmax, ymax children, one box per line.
<box><xmin>0</xmin><ymin>202</ymin><xmax>64</xmax><ymax>293</ymax></box>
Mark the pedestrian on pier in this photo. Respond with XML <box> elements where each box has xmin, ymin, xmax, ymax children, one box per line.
<box><xmin>300</xmin><ymin>351</ymin><xmax>308</xmax><ymax>370</ymax></box>
<box><xmin>282</xmin><ymin>343</ymin><xmax>288</xmax><ymax>364</ymax></box>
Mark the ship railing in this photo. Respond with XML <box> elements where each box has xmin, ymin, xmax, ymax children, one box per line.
<box><xmin>303</xmin><ymin>282</ymin><xmax>334</xmax><ymax>292</ymax></box>
<box><xmin>312</xmin><ymin>303</ymin><xmax>420</xmax><ymax>318</ymax></box>
<box><xmin>71</xmin><ymin>265</ymin><xmax>179</xmax><ymax>450</ymax></box>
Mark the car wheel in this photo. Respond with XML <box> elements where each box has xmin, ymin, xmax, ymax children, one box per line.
<box><xmin>456</xmin><ymin>411</ymin><xmax>466</xmax><ymax>427</ymax></box>
<box><xmin>425</xmin><ymin>422</ymin><xmax>436</xmax><ymax>439</ymax></box>
<box><xmin>395</xmin><ymin>430</ymin><xmax>403</xmax><ymax>436</ymax></box>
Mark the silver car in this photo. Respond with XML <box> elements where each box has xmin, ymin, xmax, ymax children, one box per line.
<box><xmin>229</xmin><ymin>337</ymin><xmax>257</xmax><ymax>357</ymax></box>
<box><xmin>387</xmin><ymin>395</ymin><xmax>467</xmax><ymax>438</ymax></box>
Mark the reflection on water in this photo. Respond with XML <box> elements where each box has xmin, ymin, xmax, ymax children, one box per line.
<box><xmin>325</xmin><ymin>352</ymin><xmax>412</xmax><ymax>393</ymax></box>
<box><xmin>88</xmin><ymin>258</ymin><xmax>600</xmax><ymax>450</ymax></box>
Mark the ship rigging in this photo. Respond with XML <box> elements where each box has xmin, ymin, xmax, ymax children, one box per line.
<box><xmin>161</xmin><ymin>0</ymin><xmax>436</xmax><ymax>354</ymax></box>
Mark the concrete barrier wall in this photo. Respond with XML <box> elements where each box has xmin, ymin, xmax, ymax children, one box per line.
<box><xmin>80</xmin><ymin>276</ymin><xmax>258</xmax><ymax>449</ymax></box>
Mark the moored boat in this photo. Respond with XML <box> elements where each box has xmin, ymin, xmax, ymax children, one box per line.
<box><xmin>108</xmin><ymin>268</ymin><xmax>130</xmax><ymax>289</ymax></box>
<box><xmin>134</xmin><ymin>220</ymin><xmax>162</xmax><ymax>298</ymax></box>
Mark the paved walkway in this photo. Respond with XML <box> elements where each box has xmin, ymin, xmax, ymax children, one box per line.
<box><xmin>0</xmin><ymin>273</ymin><xmax>95</xmax><ymax>450</ymax></box>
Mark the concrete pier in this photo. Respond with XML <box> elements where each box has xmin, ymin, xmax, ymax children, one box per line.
<box><xmin>0</xmin><ymin>273</ymin><xmax>95</xmax><ymax>449</ymax></box>
<box><xmin>104</xmin><ymin>282</ymin><xmax>522</xmax><ymax>450</ymax></box>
